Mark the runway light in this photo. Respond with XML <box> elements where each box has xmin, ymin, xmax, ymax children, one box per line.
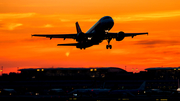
<box><xmin>37</xmin><ymin>69</ymin><xmax>40</xmax><ymax>71</ymax></box>
<box><xmin>101</xmin><ymin>74</ymin><xmax>105</xmax><ymax>78</ymax></box>
<box><xmin>73</xmin><ymin>98</ymin><xmax>77</xmax><ymax>100</ymax></box>
<box><xmin>122</xmin><ymin>98</ymin><xmax>129</xmax><ymax>100</ymax></box>
<box><xmin>69</xmin><ymin>98</ymin><xmax>72</xmax><ymax>100</ymax></box>
<box><xmin>160</xmin><ymin>99</ymin><xmax>168</xmax><ymax>101</ymax></box>
<box><xmin>90</xmin><ymin>69</ymin><xmax>93</xmax><ymax>71</ymax></box>
<box><xmin>41</xmin><ymin>69</ymin><xmax>44</xmax><ymax>71</ymax></box>
<box><xmin>91</xmin><ymin>75</ymin><xmax>95</xmax><ymax>78</ymax></box>
<box><xmin>94</xmin><ymin>69</ymin><xmax>97</xmax><ymax>71</ymax></box>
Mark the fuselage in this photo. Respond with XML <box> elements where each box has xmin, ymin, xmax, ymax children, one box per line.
<box><xmin>76</xmin><ymin>16</ymin><xmax>114</xmax><ymax>48</ymax></box>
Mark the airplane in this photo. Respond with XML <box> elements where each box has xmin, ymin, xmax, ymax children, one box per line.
<box><xmin>68</xmin><ymin>82</ymin><xmax>111</xmax><ymax>97</ymax></box>
<box><xmin>109</xmin><ymin>81</ymin><xmax>146</xmax><ymax>97</ymax></box>
<box><xmin>68</xmin><ymin>88</ymin><xmax>111</xmax><ymax>94</ymax></box>
<box><xmin>32</xmin><ymin>16</ymin><xmax>148</xmax><ymax>49</ymax></box>
<box><xmin>68</xmin><ymin>88</ymin><xmax>111</xmax><ymax>97</ymax></box>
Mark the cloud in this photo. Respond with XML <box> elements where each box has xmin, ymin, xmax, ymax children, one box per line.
<box><xmin>43</xmin><ymin>24</ymin><xmax>53</xmax><ymax>28</ymax></box>
<box><xmin>135</xmin><ymin>11</ymin><xmax>180</xmax><ymax>19</ymax></box>
<box><xmin>0</xmin><ymin>13</ymin><xmax>36</xmax><ymax>20</ymax></box>
<box><xmin>8</xmin><ymin>23</ymin><xmax>23</xmax><ymax>30</ymax></box>
<box><xmin>114</xmin><ymin>10</ymin><xmax>180</xmax><ymax>22</ymax></box>
<box><xmin>110</xmin><ymin>49</ymin><xmax>130</xmax><ymax>54</ymax></box>
<box><xmin>60</xmin><ymin>19</ymin><xmax>70</xmax><ymax>22</ymax></box>
<box><xmin>80</xmin><ymin>18</ymin><xmax>99</xmax><ymax>22</ymax></box>
<box><xmin>134</xmin><ymin>39</ymin><xmax>180</xmax><ymax>49</ymax></box>
<box><xmin>135</xmin><ymin>39</ymin><xmax>180</xmax><ymax>45</ymax></box>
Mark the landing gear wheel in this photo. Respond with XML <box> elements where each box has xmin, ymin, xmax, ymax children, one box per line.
<box><xmin>106</xmin><ymin>45</ymin><xmax>112</xmax><ymax>49</ymax></box>
<box><xmin>106</xmin><ymin>45</ymin><xmax>108</xmax><ymax>49</ymax></box>
<box><xmin>109</xmin><ymin>45</ymin><xmax>112</xmax><ymax>49</ymax></box>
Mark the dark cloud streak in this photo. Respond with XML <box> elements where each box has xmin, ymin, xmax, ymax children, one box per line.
<box><xmin>134</xmin><ymin>39</ymin><xmax>180</xmax><ymax>48</ymax></box>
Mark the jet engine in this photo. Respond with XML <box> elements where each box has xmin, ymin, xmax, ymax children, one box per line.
<box><xmin>116</xmin><ymin>31</ymin><xmax>125</xmax><ymax>41</ymax></box>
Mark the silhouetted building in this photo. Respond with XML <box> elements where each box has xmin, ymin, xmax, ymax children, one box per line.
<box><xmin>0</xmin><ymin>66</ymin><xmax>180</xmax><ymax>97</ymax></box>
<box><xmin>145</xmin><ymin>67</ymin><xmax>180</xmax><ymax>80</ymax></box>
<box><xmin>145</xmin><ymin>67</ymin><xmax>179</xmax><ymax>90</ymax></box>
<box><xmin>19</xmin><ymin>67</ymin><xmax>130</xmax><ymax>80</ymax></box>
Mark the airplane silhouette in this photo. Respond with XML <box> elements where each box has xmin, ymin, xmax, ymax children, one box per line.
<box><xmin>32</xmin><ymin>16</ymin><xmax>148</xmax><ymax>49</ymax></box>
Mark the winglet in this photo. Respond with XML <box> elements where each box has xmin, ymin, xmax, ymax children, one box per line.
<box><xmin>75</xmin><ymin>22</ymin><xmax>82</xmax><ymax>34</ymax></box>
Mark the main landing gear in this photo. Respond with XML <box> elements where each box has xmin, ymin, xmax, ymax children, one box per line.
<box><xmin>106</xmin><ymin>38</ymin><xmax>112</xmax><ymax>49</ymax></box>
<box><xmin>80</xmin><ymin>47</ymin><xmax>86</xmax><ymax>50</ymax></box>
<box><xmin>106</xmin><ymin>45</ymin><xmax>112</xmax><ymax>49</ymax></box>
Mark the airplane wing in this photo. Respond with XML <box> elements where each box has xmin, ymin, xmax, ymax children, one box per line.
<box><xmin>106</xmin><ymin>32</ymin><xmax>148</xmax><ymax>39</ymax></box>
<box><xmin>123</xmin><ymin>32</ymin><xmax>148</xmax><ymax>38</ymax></box>
<box><xmin>57</xmin><ymin>43</ymin><xmax>78</xmax><ymax>46</ymax></box>
<box><xmin>32</xmin><ymin>33</ymin><xmax>95</xmax><ymax>40</ymax></box>
<box><xmin>32</xmin><ymin>34</ymin><xmax>77</xmax><ymax>40</ymax></box>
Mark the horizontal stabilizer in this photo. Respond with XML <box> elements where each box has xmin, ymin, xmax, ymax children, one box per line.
<box><xmin>57</xmin><ymin>43</ymin><xmax>78</xmax><ymax>46</ymax></box>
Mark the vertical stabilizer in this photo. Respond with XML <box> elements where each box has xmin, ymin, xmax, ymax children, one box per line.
<box><xmin>75</xmin><ymin>22</ymin><xmax>82</xmax><ymax>33</ymax></box>
<box><xmin>138</xmin><ymin>81</ymin><xmax>146</xmax><ymax>91</ymax></box>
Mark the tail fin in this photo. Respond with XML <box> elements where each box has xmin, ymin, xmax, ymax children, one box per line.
<box><xmin>75</xmin><ymin>22</ymin><xmax>82</xmax><ymax>33</ymax></box>
<box><xmin>138</xmin><ymin>81</ymin><xmax>146</xmax><ymax>91</ymax></box>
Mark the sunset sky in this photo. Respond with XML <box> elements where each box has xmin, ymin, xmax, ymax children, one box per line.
<box><xmin>1</xmin><ymin>0</ymin><xmax>180</xmax><ymax>74</ymax></box>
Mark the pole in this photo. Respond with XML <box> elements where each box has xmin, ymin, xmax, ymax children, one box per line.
<box><xmin>17</xmin><ymin>67</ymin><xmax>19</xmax><ymax>74</ymax></box>
<box><xmin>1</xmin><ymin>66</ymin><xmax>3</xmax><ymax>76</ymax></box>
<box><xmin>178</xmin><ymin>79</ymin><xmax>179</xmax><ymax>89</ymax></box>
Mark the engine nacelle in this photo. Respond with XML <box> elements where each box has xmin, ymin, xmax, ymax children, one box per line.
<box><xmin>116</xmin><ymin>31</ymin><xmax>125</xmax><ymax>41</ymax></box>
<box><xmin>76</xmin><ymin>32</ymin><xmax>85</xmax><ymax>41</ymax></box>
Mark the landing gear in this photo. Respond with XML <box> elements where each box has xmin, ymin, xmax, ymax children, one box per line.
<box><xmin>80</xmin><ymin>47</ymin><xmax>86</xmax><ymax>50</ymax></box>
<box><xmin>106</xmin><ymin>45</ymin><xmax>112</xmax><ymax>49</ymax></box>
<box><xmin>106</xmin><ymin>38</ymin><xmax>112</xmax><ymax>49</ymax></box>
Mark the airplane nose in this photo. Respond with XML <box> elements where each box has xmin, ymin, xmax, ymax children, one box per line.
<box><xmin>105</xmin><ymin>18</ymin><xmax>114</xmax><ymax>29</ymax></box>
<box><xmin>99</xmin><ymin>16</ymin><xmax>114</xmax><ymax>30</ymax></box>
<box><xmin>109</xmin><ymin>18</ymin><xmax>114</xmax><ymax>26</ymax></box>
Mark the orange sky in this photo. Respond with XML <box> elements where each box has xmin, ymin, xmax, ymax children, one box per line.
<box><xmin>1</xmin><ymin>0</ymin><xmax>180</xmax><ymax>74</ymax></box>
